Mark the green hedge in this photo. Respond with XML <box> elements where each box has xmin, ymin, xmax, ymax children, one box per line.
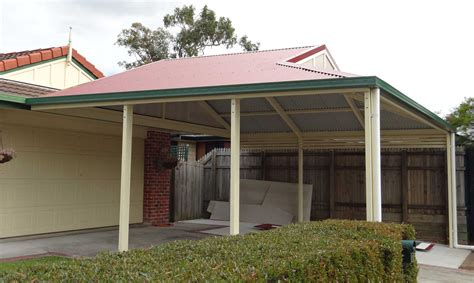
<box><xmin>1</xmin><ymin>220</ymin><xmax>417</xmax><ymax>282</ymax></box>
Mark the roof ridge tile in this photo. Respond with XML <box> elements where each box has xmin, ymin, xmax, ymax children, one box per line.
<box><xmin>0</xmin><ymin>46</ymin><xmax>104</xmax><ymax>78</ymax></box>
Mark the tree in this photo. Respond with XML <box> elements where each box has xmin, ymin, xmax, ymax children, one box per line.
<box><xmin>116</xmin><ymin>5</ymin><xmax>259</xmax><ymax>69</ymax></box>
<box><xmin>446</xmin><ymin>97</ymin><xmax>474</xmax><ymax>146</ymax></box>
<box><xmin>116</xmin><ymin>23</ymin><xmax>173</xmax><ymax>70</ymax></box>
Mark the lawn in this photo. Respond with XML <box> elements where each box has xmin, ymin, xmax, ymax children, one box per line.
<box><xmin>0</xmin><ymin>256</ymin><xmax>69</xmax><ymax>273</ymax></box>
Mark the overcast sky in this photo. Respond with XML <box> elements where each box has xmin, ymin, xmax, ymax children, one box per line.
<box><xmin>1</xmin><ymin>0</ymin><xmax>473</xmax><ymax>115</ymax></box>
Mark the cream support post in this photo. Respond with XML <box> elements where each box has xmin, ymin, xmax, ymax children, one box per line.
<box><xmin>118</xmin><ymin>105</ymin><xmax>134</xmax><ymax>251</ymax></box>
<box><xmin>447</xmin><ymin>132</ymin><xmax>456</xmax><ymax>248</ymax></box>
<box><xmin>449</xmin><ymin>132</ymin><xmax>474</xmax><ymax>250</ymax></box>
<box><xmin>364</xmin><ymin>89</ymin><xmax>382</xmax><ymax>222</ymax></box>
<box><xmin>298</xmin><ymin>139</ymin><xmax>304</xmax><ymax>222</ymax></box>
<box><xmin>230</xmin><ymin>99</ymin><xmax>241</xmax><ymax>235</ymax></box>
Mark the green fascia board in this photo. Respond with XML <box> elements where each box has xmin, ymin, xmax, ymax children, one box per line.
<box><xmin>26</xmin><ymin>76</ymin><xmax>378</xmax><ymax>105</ymax></box>
<box><xmin>375</xmin><ymin>78</ymin><xmax>454</xmax><ymax>132</ymax></box>
<box><xmin>0</xmin><ymin>92</ymin><xmax>26</xmax><ymax>104</ymax></box>
<box><xmin>24</xmin><ymin>75</ymin><xmax>452</xmax><ymax>132</ymax></box>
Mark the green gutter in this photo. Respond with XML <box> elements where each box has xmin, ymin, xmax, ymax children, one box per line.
<box><xmin>26</xmin><ymin>76</ymin><xmax>378</xmax><ymax>105</ymax></box>
<box><xmin>0</xmin><ymin>92</ymin><xmax>26</xmax><ymax>104</ymax></box>
<box><xmin>21</xmin><ymin>75</ymin><xmax>452</xmax><ymax>132</ymax></box>
<box><xmin>0</xmin><ymin>93</ymin><xmax>29</xmax><ymax>109</ymax></box>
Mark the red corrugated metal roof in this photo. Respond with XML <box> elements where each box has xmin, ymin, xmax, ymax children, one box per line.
<box><xmin>0</xmin><ymin>46</ymin><xmax>104</xmax><ymax>78</ymax></box>
<box><xmin>48</xmin><ymin>45</ymin><xmax>358</xmax><ymax>97</ymax></box>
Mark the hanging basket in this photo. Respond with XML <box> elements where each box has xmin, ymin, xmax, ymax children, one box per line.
<box><xmin>0</xmin><ymin>149</ymin><xmax>15</xmax><ymax>164</ymax></box>
<box><xmin>0</xmin><ymin>131</ymin><xmax>15</xmax><ymax>164</ymax></box>
<box><xmin>156</xmin><ymin>146</ymin><xmax>179</xmax><ymax>171</ymax></box>
<box><xmin>157</xmin><ymin>158</ymin><xmax>179</xmax><ymax>170</ymax></box>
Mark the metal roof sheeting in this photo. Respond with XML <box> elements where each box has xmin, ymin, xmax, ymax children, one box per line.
<box><xmin>276</xmin><ymin>93</ymin><xmax>349</xmax><ymax>110</ymax></box>
<box><xmin>208</xmin><ymin>98</ymin><xmax>274</xmax><ymax>114</ymax></box>
<box><xmin>291</xmin><ymin>112</ymin><xmax>363</xmax><ymax>132</ymax></box>
<box><xmin>380</xmin><ymin>110</ymin><xmax>429</xmax><ymax>130</ymax></box>
<box><xmin>235</xmin><ymin>115</ymin><xmax>292</xmax><ymax>133</ymax></box>
<box><xmin>46</xmin><ymin>46</ymin><xmax>353</xmax><ymax>97</ymax></box>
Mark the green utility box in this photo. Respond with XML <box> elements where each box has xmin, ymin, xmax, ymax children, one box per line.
<box><xmin>401</xmin><ymin>240</ymin><xmax>416</xmax><ymax>264</ymax></box>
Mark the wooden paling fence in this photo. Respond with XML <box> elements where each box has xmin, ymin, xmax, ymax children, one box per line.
<box><xmin>173</xmin><ymin>148</ymin><xmax>469</xmax><ymax>244</ymax></box>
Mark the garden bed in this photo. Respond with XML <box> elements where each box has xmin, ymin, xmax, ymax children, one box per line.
<box><xmin>0</xmin><ymin>220</ymin><xmax>417</xmax><ymax>282</ymax></box>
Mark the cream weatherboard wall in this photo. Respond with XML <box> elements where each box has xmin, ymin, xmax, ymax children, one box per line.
<box><xmin>0</xmin><ymin>111</ymin><xmax>144</xmax><ymax>238</ymax></box>
<box><xmin>0</xmin><ymin>58</ymin><xmax>94</xmax><ymax>89</ymax></box>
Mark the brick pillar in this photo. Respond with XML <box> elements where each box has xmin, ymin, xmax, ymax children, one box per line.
<box><xmin>143</xmin><ymin>131</ymin><xmax>171</xmax><ymax>226</ymax></box>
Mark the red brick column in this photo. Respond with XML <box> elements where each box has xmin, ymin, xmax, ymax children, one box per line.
<box><xmin>143</xmin><ymin>131</ymin><xmax>171</xmax><ymax>226</ymax></box>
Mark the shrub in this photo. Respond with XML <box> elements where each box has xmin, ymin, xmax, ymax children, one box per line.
<box><xmin>1</xmin><ymin>220</ymin><xmax>417</xmax><ymax>282</ymax></box>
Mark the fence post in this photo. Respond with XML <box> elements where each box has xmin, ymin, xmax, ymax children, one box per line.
<box><xmin>329</xmin><ymin>151</ymin><xmax>335</xmax><ymax>218</ymax></box>
<box><xmin>401</xmin><ymin>151</ymin><xmax>409</xmax><ymax>223</ymax></box>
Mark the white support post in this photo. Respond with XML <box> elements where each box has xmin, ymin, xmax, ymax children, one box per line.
<box><xmin>364</xmin><ymin>92</ymin><xmax>373</xmax><ymax>221</ymax></box>
<box><xmin>118</xmin><ymin>105</ymin><xmax>134</xmax><ymax>252</ymax></box>
<box><xmin>371</xmin><ymin>88</ymin><xmax>382</xmax><ymax>222</ymax></box>
<box><xmin>447</xmin><ymin>132</ymin><xmax>456</xmax><ymax>248</ymax></box>
<box><xmin>364</xmin><ymin>88</ymin><xmax>382</xmax><ymax>222</ymax></box>
<box><xmin>230</xmin><ymin>99</ymin><xmax>240</xmax><ymax>235</ymax></box>
<box><xmin>298</xmin><ymin>139</ymin><xmax>304</xmax><ymax>222</ymax></box>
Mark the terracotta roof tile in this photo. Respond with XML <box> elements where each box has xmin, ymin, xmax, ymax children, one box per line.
<box><xmin>3</xmin><ymin>59</ymin><xmax>18</xmax><ymax>70</ymax></box>
<box><xmin>28</xmin><ymin>52</ymin><xmax>41</xmax><ymax>63</ymax></box>
<box><xmin>0</xmin><ymin>46</ymin><xmax>104</xmax><ymax>78</ymax></box>
<box><xmin>0</xmin><ymin>78</ymin><xmax>58</xmax><ymax>98</ymax></box>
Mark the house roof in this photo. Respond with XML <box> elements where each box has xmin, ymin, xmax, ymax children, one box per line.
<box><xmin>47</xmin><ymin>45</ymin><xmax>355</xmax><ymax>97</ymax></box>
<box><xmin>1</xmin><ymin>44</ymin><xmax>452</xmax><ymax>133</ymax></box>
<box><xmin>0</xmin><ymin>78</ymin><xmax>57</xmax><ymax>98</ymax></box>
<box><xmin>0</xmin><ymin>46</ymin><xmax>104</xmax><ymax>78</ymax></box>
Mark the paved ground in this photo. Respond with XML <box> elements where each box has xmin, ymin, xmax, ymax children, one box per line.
<box><xmin>0</xmin><ymin>223</ymin><xmax>218</xmax><ymax>259</ymax></box>
<box><xmin>416</xmin><ymin>245</ymin><xmax>472</xmax><ymax>269</ymax></box>
<box><xmin>419</xmin><ymin>265</ymin><xmax>474</xmax><ymax>282</ymax></box>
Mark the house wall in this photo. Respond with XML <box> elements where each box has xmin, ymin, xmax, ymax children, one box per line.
<box><xmin>298</xmin><ymin>53</ymin><xmax>335</xmax><ymax>70</ymax></box>
<box><xmin>0</xmin><ymin>58</ymin><xmax>94</xmax><ymax>89</ymax></box>
<box><xmin>0</xmin><ymin>109</ymin><xmax>145</xmax><ymax>238</ymax></box>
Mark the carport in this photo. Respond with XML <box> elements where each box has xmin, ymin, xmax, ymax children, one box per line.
<box><xmin>20</xmin><ymin>47</ymin><xmax>460</xmax><ymax>251</ymax></box>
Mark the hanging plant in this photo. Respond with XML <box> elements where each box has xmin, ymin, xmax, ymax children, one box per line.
<box><xmin>156</xmin><ymin>145</ymin><xmax>178</xmax><ymax>170</ymax></box>
<box><xmin>0</xmin><ymin>149</ymin><xmax>15</xmax><ymax>164</ymax></box>
<box><xmin>0</xmin><ymin>131</ymin><xmax>15</xmax><ymax>164</ymax></box>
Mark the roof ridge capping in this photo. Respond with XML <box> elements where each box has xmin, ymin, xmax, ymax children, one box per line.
<box><xmin>276</xmin><ymin>61</ymin><xmax>358</xmax><ymax>78</ymax></box>
<box><xmin>162</xmin><ymin>45</ymin><xmax>316</xmax><ymax>61</ymax></box>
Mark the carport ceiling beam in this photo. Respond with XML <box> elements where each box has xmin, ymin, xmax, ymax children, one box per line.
<box><xmin>344</xmin><ymin>95</ymin><xmax>365</xmax><ymax>129</ymax></box>
<box><xmin>265</xmin><ymin>97</ymin><xmax>302</xmax><ymax>139</ymax></box>
<box><xmin>198</xmin><ymin>101</ymin><xmax>230</xmax><ymax>129</ymax></box>
<box><xmin>219</xmin><ymin>107</ymin><xmax>362</xmax><ymax>117</ymax></box>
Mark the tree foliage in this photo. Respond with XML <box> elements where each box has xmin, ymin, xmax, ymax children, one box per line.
<box><xmin>446</xmin><ymin>97</ymin><xmax>474</xmax><ymax>146</ymax></box>
<box><xmin>116</xmin><ymin>5</ymin><xmax>259</xmax><ymax>69</ymax></box>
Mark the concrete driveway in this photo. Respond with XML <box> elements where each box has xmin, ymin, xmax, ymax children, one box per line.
<box><xmin>0</xmin><ymin>222</ymin><xmax>220</xmax><ymax>260</ymax></box>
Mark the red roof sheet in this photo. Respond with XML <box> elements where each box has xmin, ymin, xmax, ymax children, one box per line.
<box><xmin>0</xmin><ymin>46</ymin><xmax>104</xmax><ymax>78</ymax></box>
<box><xmin>49</xmin><ymin>45</ymin><xmax>358</xmax><ymax>97</ymax></box>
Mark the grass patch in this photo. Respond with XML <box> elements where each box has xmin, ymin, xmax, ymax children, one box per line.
<box><xmin>0</xmin><ymin>256</ymin><xmax>69</xmax><ymax>273</ymax></box>
<box><xmin>0</xmin><ymin>220</ymin><xmax>417</xmax><ymax>282</ymax></box>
